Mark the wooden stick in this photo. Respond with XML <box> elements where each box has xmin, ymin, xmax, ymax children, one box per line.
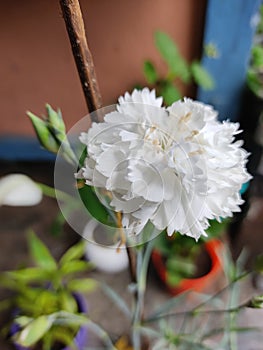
<box><xmin>60</xmin><ymin>0</ymin><xmax>102</xmax><ymax>120</ymax></box>
<box><xmin>59</xmin><ymin>0</ymin><xmax>138</xmax><ymax>285</ymax></box>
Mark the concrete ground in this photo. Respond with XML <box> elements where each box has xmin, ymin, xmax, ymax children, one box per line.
<box><xmin>0</xmin><ymin>161</ymin><xmax>263</xmax><ymax>349</ymax></box>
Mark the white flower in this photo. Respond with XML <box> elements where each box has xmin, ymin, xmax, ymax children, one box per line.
<box><xmin>78</xmin><ymin>88</ymin><xmax>251</xmax><ymax>240</ymax></box>
<box><xmin>0</xmin><ymin>174</ymin><xmax>42</xmax><ymax>206</ymax></box>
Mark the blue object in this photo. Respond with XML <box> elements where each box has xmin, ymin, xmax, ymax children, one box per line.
<box><xmin>197</xmin><ymin>0</ymin><xmax>261</xmax><ymax>121</ymax></box>
<box><xmin>0</xmin><ymin>136</ymin><xmax>55</xmax><ymax>161</ymax></box>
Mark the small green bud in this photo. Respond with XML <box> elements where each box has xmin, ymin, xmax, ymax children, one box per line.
<box><xmin>46</xmin><ymin>104</ymin><xmax>66</xmax><ymax>134</ymax></box>
<box><xmin>27</xmin><ymin>112</ymin><xmax>59</xmax><ymax>153</ymax></box>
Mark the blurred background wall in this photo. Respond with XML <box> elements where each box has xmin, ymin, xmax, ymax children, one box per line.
<box><xmin>0</xmin><ymin>0</ymin><xmax>206</xmax><ymax>136</ymax></box>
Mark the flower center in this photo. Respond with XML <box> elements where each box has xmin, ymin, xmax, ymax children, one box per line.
<box><xmin>144</xmin><ymin>124</ymin><xmax>173</xmax><ymax>151</ymax></box>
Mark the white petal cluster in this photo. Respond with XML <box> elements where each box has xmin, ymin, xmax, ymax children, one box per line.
<box><xmin>78</xmin><ymin>88</ymin><xmax>251</xmax><ymax>240</ymax></box>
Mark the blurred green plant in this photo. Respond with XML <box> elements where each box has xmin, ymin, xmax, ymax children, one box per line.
<box><xmin>154</xmin><ymin>219</ymin><xmax>229</xmax><ymax>287</ymax></box>
<box><xmin>246</xmin><ymin>4</ymin><xmax>263</xmax><ymax>98</ymax></box>
<box><xmin>0</xmin><ymin>232</ymin><xmax>97</xmax><ymax>349</ymax></box>
<box><xmin>26</xmin><ymin>104</ymin><xmax>263</xmax><ymax>350</ymax></box>
<box><xmin>143</xmin><ymin>31</ymin><xmax>215</xmax><ymax>105</ymax></box>
<box><xmin>247</xmin><ymin>44</ymin><xmax>263</xmax><ymax>98</ymax></box>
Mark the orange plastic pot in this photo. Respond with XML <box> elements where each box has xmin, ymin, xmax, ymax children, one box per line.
<box><xmin>151</xmin><ymin>239</ymin><xmax>224</xmax><ymax>295</ymax></box>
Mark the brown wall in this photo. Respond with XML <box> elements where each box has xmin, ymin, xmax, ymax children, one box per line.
<box><xmin>0</xmin><ymin>0</ymin><xmax>206</xmax><ymax>136</ymax></box>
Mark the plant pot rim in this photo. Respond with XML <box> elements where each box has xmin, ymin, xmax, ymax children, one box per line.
<box><xmin>151</xmin><ymin>238</ymin><xmax>223</xmax><ymax>295</ymax></box>
<box><xmin>11</xmin><ymin>293</ymin><xmax>88</xmax><ymax>350</ymax></box>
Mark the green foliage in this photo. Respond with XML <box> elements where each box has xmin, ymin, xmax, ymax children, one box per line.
<box><xmin>190</xmin><ymin>61</ymin><xmax>215</xmax><ymax>90</ymax></box>
<box><xmin>143</xmin><ymin>61</ymin><xmax>158</xmax><ymax>84</ymax></box>
<box><xmin>154</xmin><ymin>219</ymin><xmax>227</xmax><ymax>287</ymax></box>
<box><xmin>247</xmin><ymin>5</ymin><xmax>263</xmax><ymax>98</ymax></box>
<box><xmin>27</xmin><ymin>104</ymin><xmax>77</xmax><ymax>165</ymax></box>
<box><xmin>0</xmin><ymin>232</ymin><xmax>96</xmax><ymax>349</ymax></box>
<box><xmin>78</xmin><ymin>184</ymin><xmax>116</xmax><ymax>227</ymax></box>
<box><xmin>247</xmin><ymin>45</ymin><xmax>263</xmax><ymax>98</ymax></box>
<box><xmin>142</xmin><ymin>31</ymin><xmax>215</xmax><ymax>104</ymax></box>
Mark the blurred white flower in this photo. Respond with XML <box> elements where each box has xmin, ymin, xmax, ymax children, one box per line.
<box><xmin>78</xmin><ymin>88</ymin><xmax>251</xmax><ymax>240</ymax></box>
<box><xmin>0</xmin><ymin>174</ymin><xmax>42</xmax><ymax>206</ymax></box>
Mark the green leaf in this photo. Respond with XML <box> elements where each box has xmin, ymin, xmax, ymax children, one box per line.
<box><xmin>78</xmin><ymin>184</ymin><xmax>116</xmax><ymax>226</ymax></box>
<box><xmin>160</xmin><ymin>82</ymin><xmax>181</xmax><ymax>105</ymax></box>
<box><xmin>60</xmin><ymin>260</ymin><xmax>93</xmax><ymax>276</ymax></box>
<box><xmin>27</xmin><ymin>230</ymin><xmax>57</xmax><ymax>270</ymax></box>
<box><xmin>190</xmin><ymin>61</ymin><xmax>215</xmax><ymax>90</ymax></box>
<box><xmin>154</xmin><ymin>31</ymin><xmax>190</xmax><ymax>82</ymax></box>
<box><xmin>67</xmin><ymin>278</ymin><xmax>97</xmax><ymax>293</ymax></box>
<box><xmin>101</xmin><ymin>283</ymin><xmax>131</xmax><ymax>318</ymax></box>
<box><xmin>46</xmin><ymin>104</ymin><xmax>66</xmax><ymax>134</ymax></box>
<box><xmin>143</xmin><ymin>60</ymin><xmax>158</xmax><ymax>84</ymax></box>
<box><xmin>15</xmin><ymin>316</ymin><xmax>52</xmax><ymax>347</ymax></box>
<box><xmin>15</xmin><ymin>316</ymin><xmax>33</xmax><ymax>328</ymax></box>
<box><xmin>59</xmin><ymin>240</ymin><xmax>85</xmax><ymax>266</ymax></box>
<box><xmin>59</xmin><ymin>291</ymin><xmax>78</xmax><ymax>313</ymax></box>
<box><xmin>27</xmin><ymin>111</ymin><xmax>59</xmax><ymax>153</ymax></box>
<box><xmin>37</xmin><ymin>290</ymin><xmax>59</xmax><ymax>315</ymax></box>
<box><xmin>46</xmin><ymin>327</ymin><xmax>75</xmax><ymax>349</ymax></box>
<box><xmin>5</xmin><ymin>267</ymin><xmax>50</xmax><ymax>283</ymax></box>
<box><xmin>251</xmin><ymin>45</ymin><xmax>263</xmax><ymax>69</ymax></box>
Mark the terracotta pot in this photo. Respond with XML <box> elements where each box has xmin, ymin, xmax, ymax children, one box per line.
<box><xmin>151</xmin><ymin>239</ymin><xmax>224</xmax><ymax>295</ymax></box>
<box><xmin>11</xmin><ymin>293</ymin><xmax>88</xmax><ymax>350</ymax></box>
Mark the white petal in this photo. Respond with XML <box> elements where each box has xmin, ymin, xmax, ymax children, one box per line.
<box><xmin>0</xmin><ymin>174</ymin><xmax>42</xmax><ymax>206</ymax></box>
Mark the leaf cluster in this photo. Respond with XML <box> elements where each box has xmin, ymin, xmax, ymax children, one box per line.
<box><xmin>0</xmin><ymin>231</ymin><xmax>96</xmax><ymax>349</ymax></box>
<box><xmin>246</xmin><ymin>5</ymin><xmax>263</xmax><ymax>98</ymax></box>
<box><xmin>143</xmin><ymin>31</ymin><xmax>215</xmax><ymax>105</ymax></box>
<box><xmin>154</xmin><ymin>219</ymin><xmax>228</xmax><ymax>286</ymax></box>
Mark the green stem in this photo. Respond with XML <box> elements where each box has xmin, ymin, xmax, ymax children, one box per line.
<box><xmin>144</xmin><ymin>301</ymin><xmax>249</xmax><ymax>324</ymax></box>
<box><xmin>36</xmin><ymin>182</ymin><xmax>73</xmax><ymax>202</ymax></box>
<box><xmin>132</xmin><ymin>247</ymin><xmax>143</xmax><ymax>350</ymax></box>
<box><xmin>132</xmin><ymin>240</ymin><xmax>155</xmax><ymax>349</ymax></box>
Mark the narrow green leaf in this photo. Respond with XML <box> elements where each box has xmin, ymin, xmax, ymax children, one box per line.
<box><xmin>147</xmin><ymin>292</ymin><xmax>190</xmax><ymax>322</ymax></box>
<box><xmin>143</xmin><ymin>60</ymin><xmax>158</xmax><ymax>84</ymax></box>
<box><xmin>5</xmin><ymin>267</ymin><xmax>50</xmax><ymax>283</ymax></box>
<box><xmin>15</xmin><ymin>316</ymin><xmax>52</xmax><ymax>347</ymax></box>
<box><xmin>15</xmin><ymin>316</ymin><xmax>33</xmax><ymax>328</ymax></box>
<box><xmin>160</xmin><ymin>82</ymin><xmax>181</xmax><ymax>105</ymax></box>
<box><xmin>59</xmin><ymin>240</ymin><xmax>85</xmax><ymax>266</ymax></box>
<box><xmin>78</xmin><ymin>184</ymin><xmax>116</xmax><ymax>226</ymax></box>
<box><xmin>154</xmin><ymin>31</ymin><xmax>190</xmax><ymax>81</ymax></box>
<box><xmin>155</xmin><ymin>31</ymin><xmax>178</xmax><ymax>62</ymax></box>
<box><xmin>60</xmin><ymin>260</ymin><xmax>93</xmax><ymax>276</ymax></box>
<box><xmin>67</xmin><ymin>278</ymin><xmax>97</xmax><ymax>293</ymax></box>
<box><xmin>190</xmin><ymin>61</ymin><xmax>215</xmax><ymax>90</ymax></box>
<box><xmin>27</xmin><ymin>230</ymin><xmax>57</xmax><ymax>270</ymax></box>
<box><xmin>59</xmin><ymin>291</ymin><xmax>78</xmax><ymax>313</ymax></box>
<box><xmin>101</xmin><ymin>283</ymin><xmax>131</xmax><ymax>318</ymax></box>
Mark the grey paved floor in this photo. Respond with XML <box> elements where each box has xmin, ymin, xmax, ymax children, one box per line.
<box><xmin>0</xmin><ymin>161</ymin><xmax>263</xmax><ymax>349</ymax></box>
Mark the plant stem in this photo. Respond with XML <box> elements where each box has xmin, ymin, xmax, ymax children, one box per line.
<box><xmin>132</xmin><ymin>240</ymin><xmax>155</xmax><ymax>349</ymax></box>
<box><xmin>59</xmin><ymin>0</ymin><xmax>102</xmax><ymax>118</ymax></box>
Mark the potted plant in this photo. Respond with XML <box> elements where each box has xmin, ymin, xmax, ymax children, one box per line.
<box><xmin>142</xmin><ymin>31</ymin><xmax>215</xmax><ymax>105</ymax></box>
<box><xmin>0</xmin><ymin>231</ymin><xmax>97</xmax><ymax>350</ymax></box>
<box><xmin>151</xmin><ymin>220</ymin><xmax>228</xmax><ymax>295</ymax></box>
<box><xmin>239</xmin><ymin>4</ymin><xmax>263</xmax><ymax>177</ymax></box>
